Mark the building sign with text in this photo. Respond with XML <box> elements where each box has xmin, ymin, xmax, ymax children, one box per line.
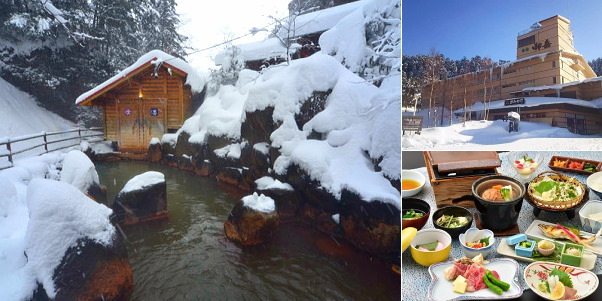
<box><xmin>504</xmin><ymin>98</ymin><xmax>525</xmax><ymax>106</ymax></box>
<box><xmin>402</xmin><ymin>116</ymin><xmax>423</xmax><ymax>134</ymax></box>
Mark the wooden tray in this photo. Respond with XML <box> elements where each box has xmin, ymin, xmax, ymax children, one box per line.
<box><xmin>425</xmin><ymin>151</ymin><xmax>501</xmax><ymax>173</ymax></box>
<box><xmin>548</xmin><ymin>155</ymin><xmax>601</xmax><ymax>175</ymax></box>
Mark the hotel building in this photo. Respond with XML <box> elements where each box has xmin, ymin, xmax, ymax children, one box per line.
<box><xmin>422</xmin><ymin>15</ymin><xmax>602</xmax><ymax>134</ymax></box>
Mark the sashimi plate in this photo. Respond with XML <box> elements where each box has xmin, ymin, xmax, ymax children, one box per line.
<box><xmin>523</xmin><ymin>261</ymin><xmax>598</xmax><ymax>300</ymax></box>
<box><xmin>427</xmin><ymin>258</ymin><xmax>523</xmax><ymax>300</ymax></box>
<box><xmin>525</xmin><ymin>219</ymin><xmax>602</xmax><ymax>257</ymax></box>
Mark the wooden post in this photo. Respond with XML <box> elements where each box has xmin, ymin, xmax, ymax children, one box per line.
<box><xmin>78</xmin><ymin>128</ymin><xmax>82</xmax><ymax>143</ymax></box>
<box><xmin>6</xmin><ymin>140</ymin><xmax>12</xmax><ymax>166</ymax></box>
<box><xmin>43</xmin><ymin>132</ymin><xmax>48</xmax><ymax>153</ymax></box>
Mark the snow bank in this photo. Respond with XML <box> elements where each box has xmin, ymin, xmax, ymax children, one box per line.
<box><xmin>25</xmin><ymin>179</ymin><xmax>115</xmax><ymax>298</ymax></box>
<box><xmin>0</xmin><ymin>172</ymin><xmax>32</xmax><ymax>300</ymax></box>
<box><xmin>184</xmin><ymin>81</ymin><xmax>249</xmax><ymax>144</ymax></box>
<box><xmin>120</xmin><ymin>171</ymin><xmax>165</xmax><ymax>194</ymax></box>
<box><xmin>60</xmin><ymin>150</ymin><xmax>99</xmax><ymax>193</ymax></box>
<box><xmin>261</xmin><ymin>54</ymin><xmax>399</xmax><ymax>207</ymax></box>
<box><xmin>242</xmin><ymin>192</ymin><xmax>275</xmax><ymax>213</ymax></box>
<box><xmin>255</xmin><ymin>176</ymin><xmax>293</xmax><ymax>191</ymax></box>
<box><xmin>402</xmin><ymin>119</ymin><xmax>602</xmax><ymax>150</ymax></box>
<box><xmin>0</xmin><ymin>77</ymin><xmax>73</xmax><ymax>138</ymax></box>
<box><xmin>172</xmin><ymin>52</ymin><xmax>400</xmax><ymax>209</ymax></box>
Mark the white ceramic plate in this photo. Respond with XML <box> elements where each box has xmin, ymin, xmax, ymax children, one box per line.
<box><xmin>427</xmin><ymin>258</ymin><xmax>523</xmax><ymax>300</ymax></box>
<box><xmin>496</xmin><ymin>238</ymin><xmax>597</xmax><ymax>270</ymax></box>
<box><xmin>525</xmin><ymin>220</ymin><xmax>602</xmax><ymax>257</ymax></box>
<box><xmin>523</xmin><ymin>261</ymin><xmax>598</xmax><ymax>300</ymax></box>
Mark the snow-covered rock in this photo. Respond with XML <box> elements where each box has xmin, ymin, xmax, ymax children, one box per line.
<box><xmin>114</xmin><ymin>171</ymin><xmax>167</xmax><ymax>225</ymax></box>
<box><xmin>224</xmin><ymin>193</ymin><xmax>280</xmax><ymax>245</ymax></box>
<box><xmin>119</xmin><ymin>171</ymin><xmax>164</xmax><ymax>194</ymax></box>
<box><xmin>255</xmin><ymin>176</ymin><xmax>293</xmax><ymax>191</ymax></box>
<box><xmin>25</xmin><ymin>179</ymin><xmax>115</xmax><ymax>298</ymax></box>
<box><xmin>60</xmin><ymin>150</ymin><xmax>99</xmax><ymax>193</ymax></box>
<box><xmin>242</xmin><ymin>192</ymin><xmax>275</xmax><ymax>213</ymax></box>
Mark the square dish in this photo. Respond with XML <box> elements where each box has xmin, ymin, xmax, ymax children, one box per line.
<box><xmin>561</xmin><ymin>243</ymin><xmax>584</xmax><ymax>266</ymax></box>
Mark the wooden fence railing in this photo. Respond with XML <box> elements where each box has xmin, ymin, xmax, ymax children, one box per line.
<box><xmin>0</xmin><ymin>127</ymin><xmax>104</xmax><ymax>170</ymax></box>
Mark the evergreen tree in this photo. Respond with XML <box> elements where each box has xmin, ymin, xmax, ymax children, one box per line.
<box><xmin>0</xmin><ymin>0</ymin><xmax>188</xmax><ymax>125</ymax></box>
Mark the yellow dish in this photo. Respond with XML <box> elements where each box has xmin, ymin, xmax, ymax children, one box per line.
<box><xmin>402</xmin><ymin>227</ymin><xmax>417</xmax><ymax>252</ymax></box>
<box><xmin>410</xmin><ymin>229</ymin><xmax>452</xmax><ymax>266</ymax></box>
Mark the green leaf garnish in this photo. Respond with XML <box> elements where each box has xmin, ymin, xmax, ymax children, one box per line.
<box><xmin>533</xmin><ymin>181</ymin><xmax>558</xmax><ymax>194</ymax></box>
<box><xmin>550</xmin><ymin>268</ymin><xmax>573</xmax><ymax>288</ymax></box>
<box><xmin>416</xmin><ymin>240</ymin><xmax>439</xmax><ymax>251</ymax></box>
<box><xmin>480</xmin><ymin>236</ymin><xmax>490</xmax><ymax>245</ymax></box>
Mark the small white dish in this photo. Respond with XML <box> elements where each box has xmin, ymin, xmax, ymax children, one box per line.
<box><xmin>402</xmin><ymin>169</ymin><xmax>426</xmax><ymax>197</ymax></box>
<box><xmin>523</xmin><ymin>261</ymin><xmax>598</xmax><ymax>300</ymax></box>
<box><xmin>587</xmin><ymin>171</ymin><xmax>602</xmax><ymax>199</ymax></box>
<box><xmin>459</xmin><ymin>228</ymin><xmax>495</xmax><ymax>258</ymax></box>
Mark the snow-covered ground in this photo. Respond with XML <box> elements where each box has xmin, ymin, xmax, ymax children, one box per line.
<box><xmin>0</xmin><ymin>77</ymin><xmax>74</xmax><ymax>138</ymax></box>
<box><xmin>0</xmin><ymin>150</ymin><xmax>114</xmax><ymax>300</ymax></box>
<box><xmin>0</xmin><ymin>76</ymin><xmax>115</xmax><ymax>299</ymax></box>
<box><xmin>0</xmin><ymin>76</ymin><xmax>80</xmax><ymax>169</ymax></box>
<box><xmin>403</xmin><ymin>119</ymin><xmax>602</xmax><ymax>150</ymax></box>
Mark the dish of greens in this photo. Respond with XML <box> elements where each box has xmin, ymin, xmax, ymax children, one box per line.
<box><xmin>402</xmin><ymin>209</ymin><xmax>425</xmax><ymax>220</ymax></box>
<box><xmin>435</xmin><ymin>215</ymin><xmax>469</xmax><ymax>228</ymax></box>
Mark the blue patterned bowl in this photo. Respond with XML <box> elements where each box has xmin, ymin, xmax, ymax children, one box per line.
<box><xmin>579</xmin><ymin>200</ymin><xmax>602</xmax><ymax>233</ymax></box>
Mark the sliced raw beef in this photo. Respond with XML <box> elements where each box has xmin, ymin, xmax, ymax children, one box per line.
<box><xmin>464</xmin><ymin>264</ymin><xmax>487</xmax><ymax>292</ymax></box>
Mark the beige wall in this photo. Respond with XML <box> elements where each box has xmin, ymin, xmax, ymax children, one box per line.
<box><xmin>423</xmin><ymin>15</ymin><xmax>597</xmax><ymax>112</ymax></box>
<box><xmin>517</xmin><ymin>15</ymin><xmax>576</xmax><ymax>60</ymax></box>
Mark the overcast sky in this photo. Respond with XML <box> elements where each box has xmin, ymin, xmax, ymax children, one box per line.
<box><xmin>176</xmin><ymin>0</ymin><xmax>290</xmax><ymax>72</ymax></box>
<box><xmin>403</xmin><ymin>0</ymin><xmax>602</xmax><ymax>62</ymax></box>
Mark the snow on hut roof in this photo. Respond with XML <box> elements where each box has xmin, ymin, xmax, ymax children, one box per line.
<box><xmin>235</xmin><ymin>37</ymin><xmax>288</xmax><ymax>62</ymax></box>
<box><xmin>276</xmin><ymin>0</ymin><xmax>365</xmax><ymax>39</ymax></box>
<box><xmin>76</xmin><ymin>50</ymin><xmax>204</xmax><ymax>105</ymax></box>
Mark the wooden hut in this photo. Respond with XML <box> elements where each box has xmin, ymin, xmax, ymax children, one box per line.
<box><xmin>76</xmin><ymin>50</ymin><xmax>204</xmax><ymax>153</ymax></box>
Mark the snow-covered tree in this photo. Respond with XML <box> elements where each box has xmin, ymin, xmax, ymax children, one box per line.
<box><xmin>0</xmin><ymin>0</ymin><xmax>187</xmax><ymax>125</ymax></box>
<box><xmin>208</xmin><ymin>42</ymin><xmax>245</xmax><ymax>95</ymax></box>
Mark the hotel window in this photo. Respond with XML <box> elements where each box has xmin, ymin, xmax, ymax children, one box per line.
<box><xmin>552</xmin><ymin>61</ymin><xmax>556</xmax><ymax>68</ymax></box>
<box><xmin>552</xmin><ymin>77</ymin><xmax>557</xmax><ymax>84</ymax></box>
<box><xmin>518</xmin><ymin>35</ymin><xmax>536</xmax><ymax>48</ymax></box>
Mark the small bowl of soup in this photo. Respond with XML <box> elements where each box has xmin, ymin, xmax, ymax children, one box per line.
<box><xmin>402</xmin><ymin>170</ymin><xmax>426</xmax><ymax>197</ymax></box>
<box><xmin>472</xmin><ymin>175</ymin><xmax>525</xmax><ymax>231</ymax></box>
